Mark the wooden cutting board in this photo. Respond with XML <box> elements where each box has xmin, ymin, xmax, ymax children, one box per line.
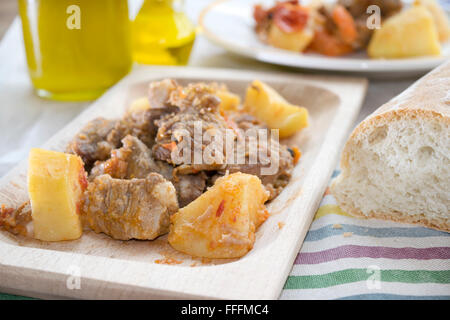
<box><xmin>0</xmin><ymin>66</ymin><xmax>367</xmax><ymax>299</ymax></box>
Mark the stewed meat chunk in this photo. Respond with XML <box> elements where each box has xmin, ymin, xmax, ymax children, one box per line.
<box><xmin>66</xmin><ymin>118</ymin><xmax>119</xmax><ymax>169</ymax></box>
<box><xmin>82</xmin><ymin>173</ymin><xmax>178</xmax><ymax>240</ymax></box>
<box><xmin>90</xmin><ymin>135</ymin><xmax>207</xmax><ymax>207</ymax></box>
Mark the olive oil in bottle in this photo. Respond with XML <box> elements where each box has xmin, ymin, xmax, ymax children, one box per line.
<box><xmin>18</xmin><ymin>0</ymin><xmax>132</xmax><ymax>101</ymax></box>
<box><xmin>132</xmin><ymin>0</ymin><xmax>196</xmax><ymax>65</ymax></box>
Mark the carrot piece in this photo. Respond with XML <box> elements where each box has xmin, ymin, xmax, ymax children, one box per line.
<box><xmin>307</xmin><ymin>29</ymin><xmax>354</xmax><ymax>56</ymax></box>
<box><xmin>332</xmin><ymin>5</ymin><xmax>357</xmax><ymax>45</ymax></box>
<box><xmin>292</xmin><ymin>146</ymin><xmax>302</xmax><ymax>165</ymax></box>
<box><xmin>162</xmin><ymin>141</ymin><xmax>177</xmax><ymax>151</ymax></box>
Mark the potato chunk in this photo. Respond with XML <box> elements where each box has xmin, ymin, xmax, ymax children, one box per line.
<box><xmin>368</xmin><ymin>6</ymin><xmax>441</xmax><ymax>59</ymax></box>
<box><xmin>216</xmin><ymin>90</ymin><xmax>241</xmax><ymax>112</ymax></box>
<box><xmin>28</xmin><ymin>149</ymin><xmax>87</xmax><ymax>241</ymax></box>
<box><xmin>127</xmin><ymin>96</ymin><xmax>150</xmax><ymax>114</ymax></box>
<box><xmin>415</xmin><ymin>0</ymin><xmax>450</xmax><ymax>42</ymax></box>
<box><xmin>268</xmin><ymin>24</ymin><xmax>314</xmax><ymax>52</ymax></box>
<box><xmin>244</xmin><ymin>80</ymin><xmax>309</xmax><ymax>138</ymax></box>
<box><xmin>168</xmin><ymin>173</ymin><xmax>269</xmax><ymax>259</ymax></box>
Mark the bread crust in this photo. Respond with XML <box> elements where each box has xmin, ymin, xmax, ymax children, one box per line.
<box><xmin>336</xmin><ymin>198</ymin><xmax>450</xmax><ymax>232</ymax></box>
<box><xmin>332</xmin><ymin>61</ymin><xmax>450</xmax><ymax>232</ymax></box>
<box><xmin>369</xmin><ymin>60</ymin><xmax>450</xmax><ymax>118</ymax></box>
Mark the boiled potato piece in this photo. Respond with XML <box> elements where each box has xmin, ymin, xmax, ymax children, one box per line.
<box><xmin>127</xmin><ymin>96</ymin><xmax>150</xmax><ymax>114</ymax></box>
<box><xmin>28</xmin><ymin>149</ymin><xmax>87</xmax><ymax>241</ymax></box>
<box><xmin>368</xmin><ymin>6</ymin><xmax>441</xmax><ymax>59</ymax></box>
<box><xmin>168</xmin><ymin>173</ymin><xmax>269</xmax><ymax>259</ymax></box>
<box><xmin>415</xmin><ymin>0</ymin><xmax>450</xmax><ymax>42</ymax></box>
<box><xmin>244</xmin><ymin>80</ymin><xmax>309</xmax><ymax>138</ymax></box>
<box><xmin>216</xmin><ymin>90</ymin><xmax>241</xmax><ymax>112</ymax></box>
<box><xmin>268</xmin><ymin>24</ymin><xmax>314</xmax><ymax>52</ymax></box>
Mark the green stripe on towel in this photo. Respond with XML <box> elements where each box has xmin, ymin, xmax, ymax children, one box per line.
<box><xmin>284</xmin><ymin>269</ymin><xmax>450</xmax><ymax>289</ymax></box>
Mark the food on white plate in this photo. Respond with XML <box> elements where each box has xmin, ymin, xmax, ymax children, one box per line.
<box><xmin>415</xmin><ymin>0</ymin><xmax>450</xmax><ymax>42</ymax></box>
<box><xmin>27</xmin><ymin>148</ymin><xmax>87</xmax><ymax>241</ymax></box>
<box><xmin>244</xmin><ymin>80</ymin><xmax>309</xmax><ymax>138</ymax></box>
<box><xmin>1</xmin><ymin>78</ymin><xmax>307</xmax><ymax>258</ymax></box>
<box><xmin>253</xmin><ymin>0</ymin><xmax>449</xmax><ymax>59</ymax></box>
<box><xmin>267</xmin><ymin>22</ymin><xmax>315</xmax><ymax>52</ymax></box>
<box><xmin>168</xmin><ymin>173</ymin><xmax>269</xmax><ymax>259</ymax></box>
<box><xmin>311</xmin><ymin>0</ymin><xmax>406</xmax><ymax>55</ymax></box>
<box><xmin>254</xmin><ymin>1</ymin><xmax>314</xmax><ymax>52</ymax></box>
<box><xmin>368</xmin><ymin>5</ymin><xmax>441</xmax><ymax>58</ymax></box>
<box><xmin>331</xmin><ymin>61</ymin><xmax>450</xmax><ymax>232</ymax></box>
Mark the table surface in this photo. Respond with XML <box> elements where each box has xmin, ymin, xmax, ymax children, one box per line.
<box><xmin>0</xmin><ymin>0</ymin><xmax>16</xmax><ymax>40</ymax></box>
<box><xmin>1</xmin><ymin>0</ymin><xmax>448</xmax><ymax>300</ymax></box>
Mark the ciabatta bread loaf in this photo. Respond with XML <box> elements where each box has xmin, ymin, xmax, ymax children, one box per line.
<box><xmin>331</xmin><ymin>61</ymin><xmax>450</xmax><ymax>232</ymax></box>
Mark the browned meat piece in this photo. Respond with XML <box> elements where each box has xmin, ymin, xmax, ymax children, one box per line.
<box><xmin>82</xmin><ymin>173</ymin><xmax>179</xmax><ymax>240</ymax></box>
<box><xmin>66</xmin><ymin>118</ymin><xmax>119</xmax><ymax>169</ymax></box>
<box><xmin>227</xmin><ymin>113</ymin><xmax>267</xmax><ymax>131</ymax></box>
<box><xmin>168</xmin><ymin>82</ymin><xmax>222</xmax><ymax>110</ymax></box>
<box><xmin>91</xmin><ymin>135</ymin><xmax>207</xmax><ymax>207</ymax></box>
<box><xmin>109</xmin><ymin>109</ymin><xmax>156</xmax><ymax>149</ymax></box>
<box><xmin>0</xmin><ymin>202</ymin><xmax>33</xmax><ymax>237</ymax></box>
<box><xmin>148</xmin><ymin>78</ymin><xmax>178</xmax><ymax>109</ymax></box>
<box><xmin>153</xmin><ymin>82</ymin><xmax>231</xmax><ymax>168</ymax></box>
<box><xmin>354</xmin><ymin>17</ymin><xmax>374</xmax><ymax>49</ymax></box>
<box><xmin>172</xmin><ymin>172</ymin><xmax>207</xmax><ymax>208</ymax></box>
<box><xmin>153</xmin><ymin>110</ymin><xmax>229</xmax><ymax>167</ymax></box>
<box><xmin>338</xmin><ymin>0</ymin><xmax>402</xmax><ymax>18</ymax></box>
<box><xmin>109</xmin><ymin>81</ymin><xmax>180</xmax><ymax>149</ymax></box>
<box><xmin>217</xmin><ymin>136</ymin><xmax>294</xmax><ymax>200</ymax></box>
<box><xmin>90</xmin><ymin>135</ymin><xmax>160</xmax><ymax>180</ymax></box>
<box><xmin>69</xmin><ymin>81</ymin><xmax>180</xmax><ymax>168</ymax></box>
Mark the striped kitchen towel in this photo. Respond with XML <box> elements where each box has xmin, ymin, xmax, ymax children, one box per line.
<box><xmin>280</xmin><ymin>170</ymin><xmax>450</xmax><ymax>300</ymax></box>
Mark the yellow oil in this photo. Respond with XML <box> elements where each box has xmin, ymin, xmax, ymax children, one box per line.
<box><xmin>18</xmin><ymin>0</ymin><xmax>132</xmax><ymax>101</ymax></box>
<box><xmin>132</xmin><ymin>0</ymin><xmax>196</xmax><ymax>65</ymax></box>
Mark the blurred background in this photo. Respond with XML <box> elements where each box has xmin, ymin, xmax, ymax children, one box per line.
<box><xmin>0</xmin><ymin>0</ymin><xmax>16</xmax><ymax>39</ymax></box>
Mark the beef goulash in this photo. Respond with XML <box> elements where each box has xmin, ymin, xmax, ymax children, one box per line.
<box><xmin>0</xmin><ymin>79</ymin><xmax>309</xmax><ymax>258</ymax></box>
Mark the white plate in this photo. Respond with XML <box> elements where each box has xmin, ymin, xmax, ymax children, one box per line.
<box><xmin>199</xmin><ymin>0</ymin><xmax>450</xmax><ymax>74</ymax></box>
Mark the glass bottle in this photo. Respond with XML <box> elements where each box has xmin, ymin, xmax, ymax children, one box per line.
<box><xmin>132</xmin><ymin>0</ymin><xmax>196</xmax><ymax>65</ymax></box>
<box><xmin>18</xmin><ymin>0</ymin><xmax>132</xmax><ymax>101</ymax></box>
